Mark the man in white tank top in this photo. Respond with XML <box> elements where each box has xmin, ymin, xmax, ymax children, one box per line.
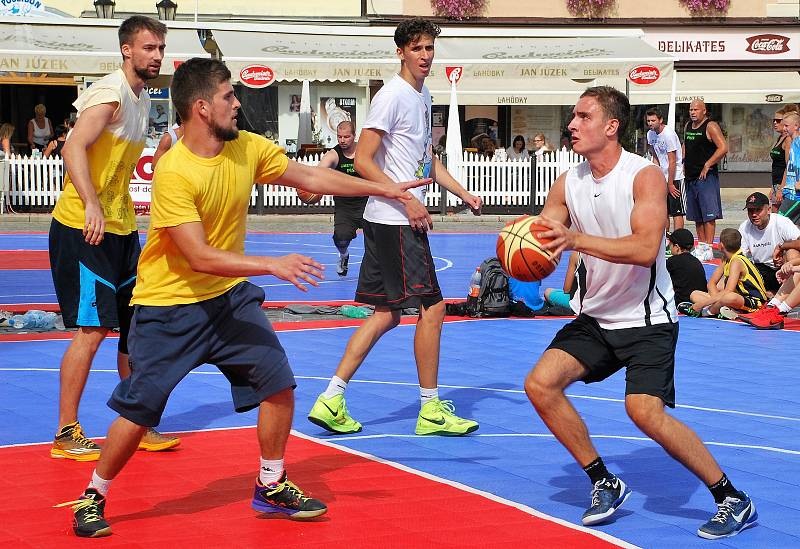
<box><xmin>526</xmin><ymin>86</ymin><xmax>756</xmax><ymax>540</ymax></box>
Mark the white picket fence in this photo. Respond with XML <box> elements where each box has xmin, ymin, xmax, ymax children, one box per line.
<box><xmin>1</xmin><ymin>149</ymin><xmax>584</xmax><ymax>214</ymax></box>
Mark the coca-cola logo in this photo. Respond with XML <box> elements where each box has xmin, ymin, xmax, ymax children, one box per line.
<box><xmin>766</xmin><ymin>94</ymin><xmax>784</xmax><ymax>103</ymax></box>
<box><xmin>746</xmin><ymin>34</ymin><xmax>790</xmax><ymax>55</ymax></box>
<box><xmin>240</xmin><ymin>64</ymin><xmax>275</xmax><ymax>88</ymax></box>
<box><xmin>628</xmin><ymin>65</ymin><xmax>660</xmax><ymax>85</ymax></box>
<box><xmin>445</xmin><ymin>66</ymin><xmax>463</xmax><ymax>84</ymax></box>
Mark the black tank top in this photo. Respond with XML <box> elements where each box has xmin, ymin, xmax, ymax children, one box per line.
<box><xmin>332</xmin><ymin>144</ymin><xmax>367</xmax><ymax>204</ymax></box>
<box><xmin>683</xmin><ymin>119</ymin><xmax>718</xmax><ymax>179</ymax></box>
<box><xmin>771</xmin><ymin>136</ymin><xmax>788</xmax><ymax>187</ymax></box>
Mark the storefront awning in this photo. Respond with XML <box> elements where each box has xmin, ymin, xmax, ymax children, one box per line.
<box><xmin>630</xmin><ymin>71</ymin><xmax>800</xmax><ymax>105</ymax></box>
<box><xmin>212</xmin><ymin>24</ymin><xmax>674</xmax><ymax>103</ymax></box>
<box><xmin>0</xmin><ymin>17</ymin><xmax>208</xmax><ymax>76</ymax></box>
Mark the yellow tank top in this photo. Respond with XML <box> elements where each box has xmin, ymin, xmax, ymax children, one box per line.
<box><xmin>723</xmin><ymin>250</ymin><xmax>767</xmax><ymax>302</ymax></box>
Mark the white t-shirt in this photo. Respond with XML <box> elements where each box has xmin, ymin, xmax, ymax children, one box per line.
<box><xmin>739</xmin><ymin>214</ymin><xmax>800</xmax><ymax>268</ymax></box>
<box><xmin>362</xmin><ymin>75</ymin><xmax>431</xmax><ymax>225</ymax></box>
<box><xmin>566</xmin><ymin>150</ymin><xmax>677</xmax><ymax>329</ymax></box>
<box><xmin>647</xmin><ymin>125</ymin><xmax>684</xmax><ymax>182</ymax></box>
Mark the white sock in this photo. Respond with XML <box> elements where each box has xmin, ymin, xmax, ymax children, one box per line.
<box><xmin>420</xmin><ymin>386</ymin><xmax>439</xmax><ymax>405</ymax></box>
<box><xmin>88</xmin><ymin>470</ymin><xmax>112</xmax><ymax>497</ymax></box>
<box><xmin>259</xmin><ymin>458</ymin><xmax>284</xmax><ymax>485</ymax></box>
<box><xmin>769</xmin><ymin>298</ymin><xmax>782</xmax><ymax>308</ymax></box>
<box><xmin>778</xmin><ymin>301</ymin><xmax>792</xmax><ymax>313</ymax></box>
<box><xmin>322</xmin><ymin>376</ymin><xmax>347</xmax><ymax>399</ymax></box>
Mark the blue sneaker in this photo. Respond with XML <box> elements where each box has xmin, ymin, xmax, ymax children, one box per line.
<box><xmin>697</xmin><ymin>493</ymin><xmax>757</xmax><ymax>539</ymax></box>
<box><xmin>581</xmin><ymin>477</ymin><xmax>631</xmax><ymax>526</ymax></box>
<box><xmin>252</xmin><ymin>471</ymin><xmax>327</xmax><ymax>519</ymax></box>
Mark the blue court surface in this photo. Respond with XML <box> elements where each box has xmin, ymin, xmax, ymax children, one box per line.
<box><xmin>1</xmin><ymin>231</ymin><xmax>797</xmax><ymax>547</ymax></box>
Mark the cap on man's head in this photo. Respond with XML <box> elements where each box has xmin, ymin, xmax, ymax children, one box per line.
<box><xmin>744</xmin><ymin>192</ymin><xmax>770</xmax><ymax>209</ymax></box>
<box><xmin>667</xmin><ymin>228</ymin><xmax>695</xmax><ymax>250</ymax></box>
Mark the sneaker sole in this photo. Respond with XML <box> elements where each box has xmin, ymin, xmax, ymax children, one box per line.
<box><xmin>697</xmin><ymin>511</ymin><xmax>758</xmax><ymax>540</ymax></box>
<box><xmin>307</xmin><ymin>414</ymin><xmax>362</xmax><ymax>434</ymax></box>
<box><xmin>582</xmin><ymin>488</ymin><xmax>632</xmax><ymax>526</ymax></box>
<box><xmin>50</xmin><ymin>449</ymin><xmax>100</xmax><ymax>462</ymax></box>
<box><xmin>415</xmin><ymin>424</ymin><xmax>479</xmax><ymax>436</ymax></box>
<box><xmin>76</xmin><ymin>526</ymin><xmax>112</xmax><ymax>538</ymax></box>
<box><xmin>251</xmin><ymin>500</ymin><xmax>328</xmax><ymax>519</ymax></box>
<box><xmin>138</xmin><ymin>438</ymin><xmax>181</xmax><ymax>452</ymax></box>
<box><xmin>753</xmin><ymin>322</ymin><xmax>784</xmax><ymax>330</ymax></box>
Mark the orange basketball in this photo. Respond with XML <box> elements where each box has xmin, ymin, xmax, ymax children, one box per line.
<box><xmin>496</xmin><ymin>215</ymin><xmax>559</xmax><ymax>282</ymax></box>
<box><xmin>296</xmin><ymin>189</ymin><xmax>322</xmax><ymax>205</ymax></box>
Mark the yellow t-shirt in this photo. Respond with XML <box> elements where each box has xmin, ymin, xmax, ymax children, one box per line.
<box><xmin>131</xmin><ymin>131</ymin><xmax>289</xmax><ymax>306</ymax></box>
<box><xmin>53</xmin><ymin>69</ymin><xmax>148</xmax><ymax>235</ymax></box>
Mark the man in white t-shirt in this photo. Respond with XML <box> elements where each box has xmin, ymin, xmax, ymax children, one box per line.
<box><xmin>308</xmin><ymin>18</ymin><xmax>482</xmax><ymax>437</ymax></box>
<box><xmin>646</xmin><ymin>107</ymin><xmax>686</xmax><ymax>232</ymax></box>
<box><xmin>739</xmin><ymin>191</ymin><xmax>800</xmax><ymax>295</ymax></box>
<box><xmin>529</xmin><ymin>86</ymin><xmax>756</xmax><ymax>540</ymax></box>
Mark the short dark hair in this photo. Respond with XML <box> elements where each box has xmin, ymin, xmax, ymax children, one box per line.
<box><xmin>394</xmin><ymin>18</ymin><xmax>441</xmax><ymax>48</ymax></box>
<box><xmin>720</xmin><ymin>228</ymin><xmax>742</xmax><ymax>253</ymax></box>
<box><xmin>645</xmin><ymin>107</ymin><xmax>663</xmax><ymax>120</ymax></box>
<box><xmin>171</xmin><ymin>58</ymin><xmax>231</xmax><ymax>122</ymax></box>
<box><xmin>580</xmin><ymin>86</ymin><xmax>630</xmax><ymax>139</ymax></box>
<box><xmin>118</xmin><ymin>15</ymin><xmax>167</xmax><ymax>47</ymax></box>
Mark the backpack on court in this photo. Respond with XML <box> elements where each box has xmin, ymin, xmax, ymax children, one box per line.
<box><xmin>468</xmin><ymin>257</ymin><xmax>510</xmax><ymax>317</ymax></box>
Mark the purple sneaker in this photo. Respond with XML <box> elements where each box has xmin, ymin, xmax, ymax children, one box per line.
<box><xmin>251</xmin><ymin>471</ymin><xmax>327</xmax><ymax>518</ymax></box>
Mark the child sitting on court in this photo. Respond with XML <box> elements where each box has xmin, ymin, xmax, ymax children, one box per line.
<box><xmin>678</xmin><ymin>228</ymin><xmax>767</xmax><ymax>318</ymax></box>
<box><xmin>543</xmin><ymin>251</ymin><xmax>579</xmax><ymax>313</ymax></box>
<box><xmin>665</xmin><ymin>229</ymin><xmax>707</xmax><ymax>307</ymax></box>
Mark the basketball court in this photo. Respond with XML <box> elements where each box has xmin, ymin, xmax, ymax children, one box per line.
<box><xmin>1</xmin><ymin>231</ymin><xmax>798</xmax><ymax>548</ymax></box>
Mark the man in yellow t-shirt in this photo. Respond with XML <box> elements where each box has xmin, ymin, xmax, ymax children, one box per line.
<box><xmin>48</xmin><ymin>16</ymin><xmax>179</xmax><ymax>463</ymax></box>
<box><xmin>59</xmin><ymin>57</ymin><xmax>427</xmax><ymax>538</ymax></box>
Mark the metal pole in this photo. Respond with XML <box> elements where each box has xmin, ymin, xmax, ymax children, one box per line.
<box><xmin>256</xmin><ymin>184</ymin><xmax>264</xmax><ymax>215</ymax></box>
<box><xmin>530</xmin><ymin>154</ymin><xmax>537</xmax><ymax>215</ymax></box>
<box><xmin>439</xmin><ymin>153</ymin><xmax>447</xmax><ymax>216</ymax></box>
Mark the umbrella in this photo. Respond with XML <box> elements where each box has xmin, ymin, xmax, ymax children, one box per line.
<box><xmin>297</xmin><ymin>80</ymin><xmax>314</xmax><ymax>147</ymax></box>
<box><xmin>445</xmin><ymin>75</ymin><xmax>462</xmax><ymax>184</ymax></box>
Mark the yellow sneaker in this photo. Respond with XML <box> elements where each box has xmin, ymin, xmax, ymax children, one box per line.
<box><xmin>137</xmin><ymin>428</ymin><xmax>181</xmax><ymax>452</ymax></box>
<box><xmin>50</xmin><ymin>421</ymin><xmax>101</xmax><ymax>462</ymax></box>
<box><xmin>415</xmin><ymin>399</ymin><xmax>479</xmax><ymax>436</ymax></box>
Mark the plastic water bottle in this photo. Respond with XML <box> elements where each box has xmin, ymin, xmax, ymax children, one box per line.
<box><xmin>468</xmin><ymin>268</ymin><xmax>482</xmax><ymax>298</ymax></box>
<box><xmin>339</xmin><ymin>305</ymin><xmax>370</xmax><ymax>319</ymax></box>
<box><xmin>9</xmin><ymin>310</ymin><xmax>57</xmax><ymax>329</ymax></box>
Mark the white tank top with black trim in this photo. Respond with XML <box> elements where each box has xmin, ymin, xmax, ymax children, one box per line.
<box><xmin>566</xmin><ymin>149</ymin><xmax>677</xmax><ymax>329</ymax></box>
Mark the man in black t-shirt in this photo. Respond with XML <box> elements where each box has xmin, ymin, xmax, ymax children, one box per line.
<box><xmin>666</xmin><ymin>228</ymin><xmax>708</xmax><ymax>306</ymax></box>
<box><xmin>317</xmin><ymin>120</ymin><xmax>367</xmax><ymax>276</ymax></box>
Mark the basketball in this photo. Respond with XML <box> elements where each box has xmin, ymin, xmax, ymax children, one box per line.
<box><xmin>296</xmin><ymin>189</ymin><xmax>322</xmax><ymax>205</ymax></box>
<box><xmin>496</xmin><ymin>215</ymin><xmax>559</xmax><ymax>282</ymax></box>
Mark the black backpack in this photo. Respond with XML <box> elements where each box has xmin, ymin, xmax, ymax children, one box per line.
<box><xmin>468</xmin><ymin>257</ymin><xmax>511</xmax><ymax>317</ymax></box>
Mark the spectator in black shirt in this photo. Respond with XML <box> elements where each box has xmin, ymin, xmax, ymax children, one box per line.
<box><xmin>666</xmin><ymin>228</ymin><xmax>707</xmax><ymax>305</ymax></box>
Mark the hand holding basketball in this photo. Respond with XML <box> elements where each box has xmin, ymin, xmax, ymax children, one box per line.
<box><xmin>496</xmin><ymin>215</ymin><xmax>559</xmax><ymax>282</ymax></box>
<box><xmin>296</xmin><ymin>189</ymin><xmax>323</xmax><ymax>205</ymax></box>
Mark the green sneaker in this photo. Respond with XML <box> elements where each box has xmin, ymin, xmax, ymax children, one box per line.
<box><xmin>415</xmin><ymin>399</ymin><xmax>479</xmax><ymax>436</ymax></box>
<box><xmin>307</xmin><ymin>394</ymin><xmax>362</xmax><ymax>434</ymax></box>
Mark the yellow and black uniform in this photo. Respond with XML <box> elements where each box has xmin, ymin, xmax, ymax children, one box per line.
<box><xmin>110</xmin><ymin>131</ymin><xmax>297</xmax><ymax>427</ymax></box>
<box><xmin>49</xmin><ymin>69</ymin><xmax>148</xmax><ymax>348</ymax></box>
<box><xmin>723</xmin><ymin>250</ymin><xmax>767</xmax><ymax>312</ymax></box>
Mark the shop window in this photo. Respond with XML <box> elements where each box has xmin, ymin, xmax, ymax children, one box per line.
<box><xmin>235</xmin><ymin>84</ymin><xmax>278</xmax><ymax>143</ymax></box>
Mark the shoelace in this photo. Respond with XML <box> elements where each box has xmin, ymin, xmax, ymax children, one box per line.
<box><xmin>710</xmin><ymin>498</ymin><xmax>739</xmax><ymax>524</ymax></box>
<box><xmin>589</xmin><ymin>479</ymin><xmax>606</xmax><ymax>507</ymax></box>
<box><xmin>268</xmin><ymin>479</ymin><xmax>311</xmax><ymax>503</ymax></box>
<box><xmin>54</xmin><ymin>497</ymin><xmax>103</xmax><ymax>523</ymax></box>
<box><xmin>433</xmin><ymin>399</ymin><xmax>457</xmax><ymax>416</ymax></box>
<box><xmin>70</xmin><ymin>425</ymin><xmax>97</xmax><ymax>447</ymax></box>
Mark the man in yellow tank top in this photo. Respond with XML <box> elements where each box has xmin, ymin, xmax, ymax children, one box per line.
<box><xmin>48</xmin><ymin>16</ymin><xmax>179</xmax><ymax>462</ymax></box>
<box><xmin>57</xmin><ymin>57</ymin><xmax>426</xmax><ymax>538</ymax></box>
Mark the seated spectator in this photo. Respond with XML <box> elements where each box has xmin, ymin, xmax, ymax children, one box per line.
<box><xmin>43</xmin><ymin>125</ymin><xmax>68</xmax><ymax>158</ymax></box>
<box><xmin>740</xmin><ymin>255</ymin><xmax>800</xmax><ymax>329</ymax></box>
<box><xmin>739</xmin><ymin>191</ymin><xmax>800</xmax><ymax>296</ymax></box>
<box><xmin>0</xmin><ymin>123</ymin><xmax>14</xmax><ymax>159</ymax></box>
<box><xmin>532</xmin><ymin>133</ymin><xmax>554</xmax><ymax>158</ymax></box>
<box><xmin>509</xmin><ymin>278</ymin><xmax>544</xmax><ymax>311</ymax></box>
<box><xmin>666</xmin><ymin>228</ymin><xmax>707</xmax><ymax>305</ymax></box>
<box><xmin>544</xmin><ymin>252</ymin><xmax>579</xmax><ymax>311</ymax></box>
<box><xmin>678</xmin><ymin>228</ymin><xmax>767</xmax><ymax>317</ymax></box>
<box><xmin>506</xmin><ymin>135</ymin><xmax>530</xmax><ymax>161</ymax></box>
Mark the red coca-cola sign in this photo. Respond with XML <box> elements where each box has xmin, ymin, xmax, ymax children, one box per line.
<box><xmin>240</xmin><ymin>64</ymin><xmax>275</xmax><ymax>88</ymax></box>
<box><xmin>628</xmin><ymin>65</ymin><xmax>660</xmax><ymax>85</ymax></box>
<box><xmin>746</xmin><ymin>34</ymin><xmax>790</xmax><ymax>55</ymax></box>
<box><xmin>445</xmin><ymin>66</ymin><xmax>463</xmax><ymax>84</ymax></box>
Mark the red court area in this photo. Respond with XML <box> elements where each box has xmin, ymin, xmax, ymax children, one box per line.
<box><xmin>0</xmin><ymin>250</ymin><xmax>50</xmax><ymax>270</ymax></box>
<box><xmin>1</xmin><ymin>429</ymin><xmax>619</xmax><ymax>548</ymax></box>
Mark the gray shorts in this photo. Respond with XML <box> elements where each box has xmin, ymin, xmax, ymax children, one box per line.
<box><xmin>108</xmin><ymin>282</ymin><xmax>296</xmax><ymax>427</ymax></box>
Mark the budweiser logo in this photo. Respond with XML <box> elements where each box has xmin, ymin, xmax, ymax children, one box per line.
<box><xmin>746</xmin><ymin>34</ymin><xmax>790</xmax><ymax>55</ymax></box>
<box><xmin>445</xmin><ymin>66</ymin><xmax>463</xmax><ymax>84</ymax></box>
<box><xmin>240</xmin><ymin>64</ymin><xmax>275</xmax><ymax>88</ymax></box>
<box><xmin>628</xmin><ymin>65</ymin><xmax>660</xmax><ymax>85</ymax></box>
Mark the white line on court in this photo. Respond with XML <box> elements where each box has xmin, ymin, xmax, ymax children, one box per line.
<box><xmin>2</xmin><ymin>365</ymin><xmax>799</xmax><ymax>425</ymax></box>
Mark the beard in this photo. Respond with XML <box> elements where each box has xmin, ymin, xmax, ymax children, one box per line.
<box><xmin>211</xmin><ymin>119</ymin><xmax>239</xmax><ymax>142</ymax></box>
<box><xmin>134</xmin><ymin>65</ymin><xmax>160</xmax><ymax>82</ymax></box>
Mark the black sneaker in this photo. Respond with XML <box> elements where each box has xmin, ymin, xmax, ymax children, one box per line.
<box><xmin>55</xmin><ymin>488</ymin><xmax>112</xmax><ymax>537</ymax></box>
<box><xmin>251</xmin><ymin>471</ymin><xmax>327</xmax><ymax>518</ymax></box>
<box><xmin>581</xmin><ymin>477</ymin><xmax>631</xmax><ymax>526</ymax></box>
